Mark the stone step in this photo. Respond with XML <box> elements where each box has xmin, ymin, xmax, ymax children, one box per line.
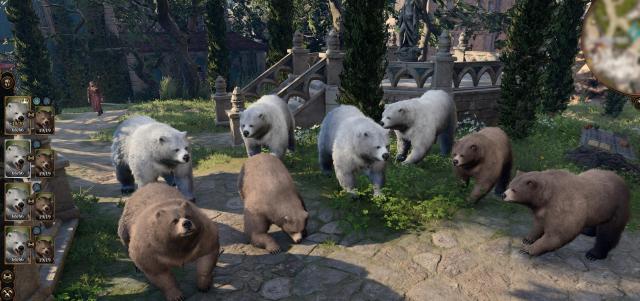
<box><xmin>36</xmin><ymin>218</ymin><xmax>79</xmax><ymax>297</ymax></box>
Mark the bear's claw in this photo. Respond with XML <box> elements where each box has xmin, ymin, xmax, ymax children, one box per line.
<box><xmin>522</xmin><ymin>238</ymin><xmax>534</xmax><ymax>245</ymax></box>
<box><xmin>519</xmin><ymin>248</ymin><xmax>530</xmax><ymax>255</ymax></box>
<box><xmin>585</xmin><ymin>250</ymin><xmax>605</xmax><ymax>261</ymax></box>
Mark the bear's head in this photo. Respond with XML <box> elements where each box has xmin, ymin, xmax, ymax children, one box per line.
<box><xmin>155</xmin><ymin>201</ymin><xmax>201</xmax><ymax>242</ymax></box>
<box><xmin>35</xmin><ymin>239</ymin><xmax>53</xmax><ymax>259</ymax></box>
<box><xmin>354</xmin><ymin>125</ymin><xmax>390</xmax><ymax>162</ymax></box>
<box><xmin>6</xmin><ymin>231</ymin><xmax>27</xmax><ymax>256</ymax></box>
<box><xmin>5</xmin><ymin>102</ymin><xmax>27</xmax><ymax>124</ymax></box>
<box><xmin>503</xmin><ymin>171</ymin><xmax>546</xmax><ymax>207</ymax></box>
<box><xmin>35</xmin><ymin>110</ymin><xmax>53</xmax><ymax>129</ymax></box>
<box><xmin>154</xmin><ymin>130</ymin><xmax>190</xmax><ymax>166</ymax></box>
<box><xmin>35</xmin><ymin>153</ymin><xmax>53</xmax><ymax>172</ymax></box>
<box><xmin>6</xmin><ymin>145</ymin><xmax>28</xmax><ymax>170</ymax></box>
<box><xmin>35</xmin><ymin>196</ymin><xmax>53</xmax><ymax>216</ymax></box>
<box><xmin>6</xmin><ymin>188</ymin><xmax>28</xmax><ymax>213</ymax></box>
<box><xmin>452</xmin><ymin>135</ymin><xmax>483</xmax><ymax>168</ymax></box>
<box><xmin>281</xmin><ymin>204</ymin><xmax>308</xmax><ymax>244</ymax></box>
<box><xmin>239</xmin><ymin>107</ymin><xmax>269</xmax><ymax>139</ymax></box>
<box><xmin>380</xmin><ymin>103</ymin><xmax>410</xmax><ymax>131</ymax></box>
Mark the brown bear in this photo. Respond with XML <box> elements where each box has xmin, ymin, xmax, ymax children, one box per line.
<box><xmin>35</xmin><ymin>239</ymin><xmax>53</xmax><ymax>261</ymax></box>
<box><xmin>117</xmin><ymin>183</ymin><xmax>219</xmax><ymax>301</ymax></box>
<box><xmin>238</xmin><ymin>153</ymin><xmax>308</xmax><ymax>254</ymax></box>
<box><xmin>34</xmin><ymin>153</ymin><xmax>53</xmax><ymax>174</ymax></box>
<box><xmin>452</xmin><ymin>127</ymin><xmax>512</xmax><ymax>203</ymax></box>
<box><xmin>503</xmin><ymin>169</ymin><xmax>630</xmax><ymax>260</ymax></box>
<box><xmin>35</xmin><ymin>110</ymin><xmax>53</xmax><ymax>130</ymax></box>
<box><xmin>35</xmin><ymin>195</ymin><xmax>53</xmax><ymax>219</ymax></box>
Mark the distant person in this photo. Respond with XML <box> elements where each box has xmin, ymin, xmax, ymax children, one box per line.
<box><xmin>87</xmin><ymin>81</ymin><xmax>104</xmax><ymax>116</ymax></box>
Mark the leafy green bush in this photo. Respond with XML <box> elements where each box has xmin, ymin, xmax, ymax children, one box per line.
<box><xmin>603</xmin><ymin>90</ymin><xmax>627</xmax><ymax>118</ymax></box>
<box><xmin>159</xmin><ymin>76</ymin><xmax>181</xmax><ymax>100</ymax></box>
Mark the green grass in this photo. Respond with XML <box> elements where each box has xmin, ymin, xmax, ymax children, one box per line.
<box><xmin>55</xmin><ymin>191</ymin><xmax>130</xmax><ymax>300</ymax></box>
<box><xmin>126</xmin><ymin>99</ymin><xmax>225</xmax><ymax>134</ymax></box>
<box><xmin>89</xmin><ymin>127</ymin><xmax>116</xmax><ymax>142</ymax></box>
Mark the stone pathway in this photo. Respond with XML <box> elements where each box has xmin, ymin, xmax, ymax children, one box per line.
<box><xmin>53</xmin><ymin>110</ymin><xmax>640</xmax><ymax>300</ymax></box>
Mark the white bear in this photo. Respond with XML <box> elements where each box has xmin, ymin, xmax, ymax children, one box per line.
<box><xmin>5</xmin><ymin>230</ymin><xmax>29</xmax><ymax>263</ymax></box>
<box><xmin>5</xmin><ymin>144</ymin><xmax>30</xmax><ymax>177</ymax></box>
<box><xmin>4</xmin><ymin>102</ymin><xmax>30</xmax><ymax>134</ymax></box>
<box><xmin>380</xmin><ymin>89</ymin><xmax>457</xmax><ymax>164</ymax></box>
<box><xmin>240</xmin><ymin>95</ymin><xmax>295</xmax><ymax>158</ymax></box>
<box><xmin>318</xmin><ymin>105</ymin><xmax>390</xmax><ymax>195</ymax></box>
<box><xmin>111</xmin><ymin>116</ymin><xmax>195</xmax><ymax>201</ymax></box>
<box><xmin>5</xmin><ymin>188</ymin><xmax>30</xmax><ymax>220</ymax></box>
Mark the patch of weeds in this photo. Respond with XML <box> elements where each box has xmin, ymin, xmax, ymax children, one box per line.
<box><xmin>319</xmin><ymin>239</ymin><xmax>337</xmax><ymax>249</ymax></box>
<box><xmin>89</xmin><ymin>127</ymin><xmax>115</xmax><ymax>142</ymax></box>
<box><xmin>126</xmin><ymin>99</ymin><xmax>225</xmax><ymax>134</ymax></box>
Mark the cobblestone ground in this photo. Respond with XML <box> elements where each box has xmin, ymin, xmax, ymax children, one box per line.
<box><xmin>54</xmin><ymin>110</ymin><xmax>640</xmax><ymax>300</ymax></box>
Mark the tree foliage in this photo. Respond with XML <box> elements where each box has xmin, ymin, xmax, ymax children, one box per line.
<box><xmin>205</xmin><ymin>0</ymin><xmax>230</xmax><ymax>89</ymax></box>
<box><xmin>266</xmin><ymin>0</ymin><xmax>294</xmax><ymax>64</ymax></box>
<box><xmin>498</xmin><ymin>0</ymin><xmax>554</xmax><ymax>139</ymax></box>
<box><xmin>541</xmin><ymin>0</ymin><xmax>587</xmax><ymax>114</ymax></box>
<box><xmin>603</xmin><ymin>90</ymin><xmax>627</xmax><ymax>118</ymax></box>
<box><xmin>293</xmin><ymin>0</ymin><xmax>331</xmax><ymax>51</ymax></box>
<box><xmin>339</xmin><ymin>0</ymin><xmax>388</xmax><ymax>120</ymax></box>
<box><xmin>5</xmin><ymin>0</ymin><xmax>55</xmax><ymax>103</ymax></box>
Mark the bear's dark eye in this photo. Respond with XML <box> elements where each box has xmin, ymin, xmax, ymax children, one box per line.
<box><xmin>249</xmin><ymin>125</ymin><xmax>254</xmax><ymax>128</ymax></box>
<box><xmin>185</xmin><ymin>215</ymin><xmax>191</xmax><ymax>219</ymax></box>
<box><xmin>175</xmin><ymin>149</ymin><xmax>180</xmax><ymax>152</ymax></box>
<box><xmin>172</xmin><ymin>218</ymin><xmax>179</xmax><ymax>224</ymax></box>
<box><xmin>376</xmin><ymin>146</ymin><xmax>381</xmax><ymax>149</ymax></box>
<box><xmin>386</xmin><ymin>117</ymin><xmax>390</xmax><ymax>119</ymax></box>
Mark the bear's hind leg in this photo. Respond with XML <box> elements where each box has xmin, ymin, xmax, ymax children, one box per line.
<box><xmin>116</xmin><ymin>163</ymin><xmax>136</xmax><ymax>194</ymax></box>
<box><xmin>245</xmin><ymin>212</ymin><xmax>280</xmax><ymax>254</ymax></box>
<box><xmin>587</xmin><ymin>219</ymin><xmax>625</xmax><ymax>260</ymax></box>
<box><xmin>195</xmin><ymin>251</ymin><xmax>218</xmax><ymax>292</ymax></box>
<box><xmin>437</xmin><ymin>126</ymin><xmax>454</xmax><ymax>156</ymax></box>
<box><xmin>319</xmin><ymin>151</ymin><xmax>333</xmax><ymax>175</ymax></box>
<box><xmin>581</xmin><ymin>226</ymin><xmax>597</xmax><ymax>237</ymax></box>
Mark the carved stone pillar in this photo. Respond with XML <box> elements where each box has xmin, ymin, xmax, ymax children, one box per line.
<box><xmin>325</xmin><ymin>30</ymin><xmax>344</xmax><ymax>113</ymax></box>
<box><xmin>291</xmin><ymin>31</ymin><xmax>310</xmax><ymax>76</ymax></box>
<box><xmin>226</xmin><ymin>87</ymin><xmax>245</xmax><ymax>146</ymax></box>
<box><xmin>433</xmin><ymin>30</ymin><xmax>455</xmax><ymax>92</ymax></box>
<box><xmin>213</xmin><ymin>76</ymin><xmax>231</xmax><ymax>125</ymax></box>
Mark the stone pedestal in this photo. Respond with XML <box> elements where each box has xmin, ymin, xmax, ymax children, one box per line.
<box><xmin>433</xmin><ymin>31</ymin><xmax>455</xmax><ymax>92</ymax></box>
<box><xmin>291</xmin><ymin>31</ymin><xmax>310</xmax><ymax>76</ymax></box>
<box><xmin>213</xmin><ymin>76</ymin><xmax>231</xmax><ymax>126</ymax></box>
<box><xmin>226</xmin><ymin>87</ymin><xmax>245</xmax><ymax>146</ymax></box>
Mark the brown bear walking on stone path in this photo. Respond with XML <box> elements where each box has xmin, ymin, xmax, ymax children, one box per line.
<box><xmin>239</xmin><ymin>153</ymin><xmax>308</xmax><ymax>254</ymax></box>
<box><xmin>503</xmin><ymin>169</ymin><xmax>630</xmax><ymax>260</ymax></box>
<box><xmin>452</xmin><ymin>127</ymin><xmax>512</xmax><ymax>203</ymax></box>
<box><xmin>118</xmin><ymin>183</ymin><xmax>219</xmax><ymax>301</ymax></box>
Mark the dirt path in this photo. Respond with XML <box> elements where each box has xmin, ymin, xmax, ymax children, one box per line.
<box><xmin>53</xmin><ymin>111</ymin><xmax>640</xmax><ymax>300</ymax></box>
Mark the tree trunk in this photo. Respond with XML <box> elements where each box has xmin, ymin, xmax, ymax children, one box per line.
<box><xmin>156</xmin><ymin>0</ymin><xmax>200</xmax><ymax>98</ymax></box>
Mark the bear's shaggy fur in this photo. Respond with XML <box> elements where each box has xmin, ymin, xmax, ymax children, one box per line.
<box><xmin>4</xmin><ymin>102</ymin><xmax>29</xmax><ymax>133</ymax></box>
<box><xmin>5</xmin><ymin>144</ymin><xmax>30</xmax><ymax>176</ymax></box>
<box><xmin>5</xmin><ymin>230</ymin><xmax>29</xmax><ymax>262</ymax></box>
<box><xmin>318</xmin><ymin>105</ymin><xmax>390</xmax><ymax>195</ymax></box>
<box><xmin>5</xmin><ymin>188</ymin><xmax>29</xmax><ymax>219</ymax></box>
<box><xmin>111</xmin><ymin>116</ymin><xmax>195</xmax><ymax>201</ymax></box>
<box><xmin>118</xmin><ymin>183</ymin><xmax>219</xmax><ymax>301</ymax></box>
<box><xmin>35</xmin><ymin>110</ymin><xmax>53</xmax><ymax>130</ymax></box>
<box><xmin>452</xmin><ymin>127</ymin><xmax>512</xmax><ymax>203</ymax></box>
<box><xmin>35</xmin><ymin>239</ymin><xmax>53</xmax><ymax>260</ymax></box>
<box><xmin>381</xmin><ymin>90</ymin><xmax>457</xmax><ymax>164</ymax></box>
<box><xmin>239</xmin><ymin>95</ymin><xmax>295</xmax><ymax>158</ymax></box>
<box><xmin>504</xmin><ymin>169</ymin><xmax>630</xmax><ymax>260</ymax></box>
<box><xmin>239</xmin><ymin>154</ymin><xmax>308</xmax><ymax>254</ymax></box>
<box><xmin>34</xmin><ymin>153</ymin><xmax>53</xmax><ymax>174</ymax></box>
<box><xmin>35</xmin><ymin>195</ymin><xmax>54</xmax><ymax>219</ymax></box>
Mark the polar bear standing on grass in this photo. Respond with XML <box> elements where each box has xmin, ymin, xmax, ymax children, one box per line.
<box><xmin>318</xmin><ymin>105</ymin><xmax>390</xmax><ymax>196</ymax></box>
<box><xmin>239</xmin><ymin>95</ymin><xmax>295</xmax><ymax>158</ymax></box>
<box><xmin>111</xmin><ymin>116</ymin><xmax>195</xmax><ymax>201</ymax></box>
<box><xmin>381</xmin><ymin>90</ymin><xmax>457</xmax><ymax>164</ymax></box>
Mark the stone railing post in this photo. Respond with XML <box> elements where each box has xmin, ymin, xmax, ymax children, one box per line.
<box><xmin>453</xmin><ymin>30</ymin><xmax>467</xmax><ymax>62</ymax></box>
<box><xmin>387</xmin><ymin>32</ymin><xmax>399</xmax><ymax>62</ymax></box>
<box><xmin>325</xmin><ymin>29</ymin><xmax>344</xmax><ymax>113</ymax></box>
<box><xmin>213</xmin><ymin>76</ymin><xmax>231</xmax><ymax>125</ymax></box>
<box><xmin>226</xmin><ymin>87</ymin><xmax>245</xmax><ymax>146</ymax></box>
<box><xmin>433</xmin><ymin>30</ymin><xmax>454</xmax><ymax>92</ymax></box>
<box><xmin>291</xmin><ymin>30</ymin><xmax>310</xmax><ymax>75</ymax></box>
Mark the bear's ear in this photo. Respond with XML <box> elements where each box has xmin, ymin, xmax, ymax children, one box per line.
<box><xmin>258</xmin><ymin>113</ymin><xmax>264</xmax><ymax>119</ymax></box>
<box><xmin>360</xmin><ymin>131</ymin><xmax>369</xmax><ymax>138</ymax></box>
<box><xmin>515</xmin><ymin>170</ymin><xmax>523</xmax><ymax>177</ymax></box>
<box><xmin>283</xmin><ymin>215</ymin><xmax>290</xmax><ymax>222</ymax></box>
<box><xmin>155</xmin><ymin>209</ymin><xmax>165</xmax><ymax>219</ymax></box>
<box><xmin>470</xmin><ymin>144</ymin><xmax>478</xmax><ymax>151</ymax></box>
<box><xmin>526</xmin><ymin>179</ymin><xmax>537</xmax><ymax>188</ymax></box>
<box><xmin>158</xmin><ymin>136</ymin><xmax>167</xmax><ymax>144</ymax></box>
<box><xmin>301</xmin><ymin>211</ymin><xmax>309</xmax><ymax>219</ymax></box>
<box><xmin>398</xmin><ymin>108</ymin><xmax>404</xmax><ymax>114</ymax></box>
<box><xmin>180</xmin><ymin>131</ymin><xmax>187</xmax><ymax>138</ymax></box>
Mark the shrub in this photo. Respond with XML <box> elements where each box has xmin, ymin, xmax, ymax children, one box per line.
<box><xmin>603</xmin><ymin>90</ymin><xmax>627</xmax><ymax>118</ymax></box>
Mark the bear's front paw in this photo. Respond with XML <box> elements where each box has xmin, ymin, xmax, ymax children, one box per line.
<box><xmin>585</xmin><ymin>249</ymin><xmax>606</xmax><ymax>261</ymax></box>
<box><xmin>519</xmin><ymin>246</ymin><xmax>531</xmax><ymax>256</ymax></box>
<box><xmin>164</xmin><ymin>289</ymin><xmax>185</xmax><ymax>301</ymax></box>
<box><xmin>196</xmin><ymin>275</ymin><xmax>213</xmax><ymax>292</ymax></box>
<box><xmin>396</xmin><ymin>154</ymin><xmax>407</xmax><ymax>163</ymax></box>
<box><xmin>266</xmin><ymin>245</ymin><xmax>281</xmax><ymax>255</ymax></box>
<box><xmin>522</xmin><ymin>237</ymin><xmax>535</xmax><ymax>245</ymax></box>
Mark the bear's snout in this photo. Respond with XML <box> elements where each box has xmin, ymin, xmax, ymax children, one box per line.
<box><xmin>182</xmin><ymin>154</ymin><xmax>190</xmax><ymax>163</ymax></box>
<box><xmin>18</xmin><ymin>202</ymin><xmax>24</xmax><ymax>208</ymax></box>
<box><xmin>453</xmin><ymin>159</ymin><xmax>459</xmax><ymax>166</ymax></box>
<box><xmin>243</xmin><ymin>130</ymin><xmax>250</xmax><ymax>137</ymax></box>
<box><xmin>17</xmin><ymin>116</ymin><xmax>24</xmax><ymax>122</ymax></box>
<box><xmin>16</xmin><ymin>245</ymin><xmax>24</xmax><ymax>254</ymax></box>
<box><xmin>382</xmin><ymin>152</ymin><xmax>390</xmax><ymax>161</ymax></box>
<box><xmin>501</xmin><ymin>193</ymin><xmax>506</xmax><ymax>199</ymax></box>
<box><xmin>182</xmin><ymin>219</ymin><xmax>193</xmax><ymax>230</ymax></box>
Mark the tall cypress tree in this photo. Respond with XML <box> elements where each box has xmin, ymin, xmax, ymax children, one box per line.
<box><xmin>498</xmin><ymin>0</ymin><xmax>554</xmax><ymax>138</ymax></box>
<box><xmin>6</xmin><ymin>0</ymin><xmax>55</xmax><ymax>100</ymax></box>
<box><xmin>541</xmin><ymin>0</ymin><xmax>587</xmax><ymax>114</ymax></box>
<box><xmin>340</xmin><ymin>0</ymin><xmax>387</xmax><ymax>120</ymax></box>
<box><xmin>266</xmin><ymin>0</ymin><xmax>294</xmax><ymax>65</ymax></box>
<box><xmin>205</xmin><ymin>0</ymin><xmax>230</xmax><ymax>90</ymax></box>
